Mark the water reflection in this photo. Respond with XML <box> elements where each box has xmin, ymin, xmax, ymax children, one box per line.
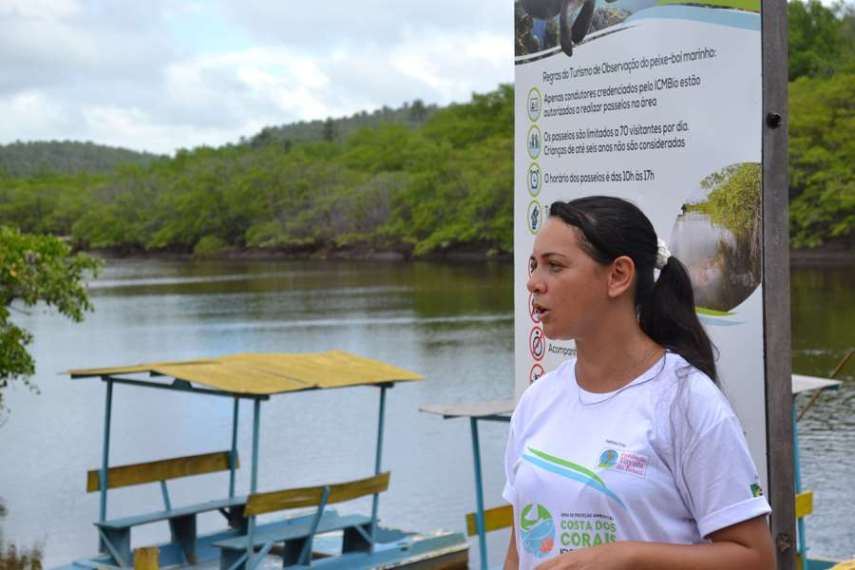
<box><xmin>791</xmin><ymin>263</ymin><xmax>855</xmax><ymax>559</ymax></box>
<box><xmin>671</xmin><ymin>212</ymin><xmax>760</xmax><ymax>311</ymax></box>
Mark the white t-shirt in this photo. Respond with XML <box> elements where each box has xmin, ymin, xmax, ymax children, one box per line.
<box><xmin>503</xmin><ymin>352</ymin><xmax>770</xmax><ymax>569</ymax></box>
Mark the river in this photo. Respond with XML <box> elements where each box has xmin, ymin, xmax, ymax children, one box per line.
<box><xmin>0</xmin><ymin>257</ymin><xmax>852</xmax><ymax>566</ymax></box>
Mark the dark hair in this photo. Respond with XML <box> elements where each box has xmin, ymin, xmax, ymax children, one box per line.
<box><xmin>549</xmin><ymin>196</ymin><xmax>717</xmax><ymax>382</ymax></box>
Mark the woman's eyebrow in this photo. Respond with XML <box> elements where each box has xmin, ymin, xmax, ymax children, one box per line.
<box><xmin>542</xmin><ymin>252</ymin><xmax>568</xmax><ymax>261</ymax></box>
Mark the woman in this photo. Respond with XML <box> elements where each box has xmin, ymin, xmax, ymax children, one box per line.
<box><xmin>503</xmin><ymin>196</ymin><xmax>774</xmax><ymax>569</ymax></box>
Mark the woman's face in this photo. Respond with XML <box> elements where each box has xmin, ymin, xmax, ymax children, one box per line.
<box><xmin>527</xmin><ymin>217</ymin><xmax>611</xmax><ymax>340</ymax></box>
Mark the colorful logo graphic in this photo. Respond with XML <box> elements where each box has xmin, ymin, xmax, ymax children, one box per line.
<box><xmin>599</xmin><ymin>449</ymin><xmax>620</xmax><ymax>469</ymax></box>
<box><xmin>523</xmin><ymin>446</ymin><xmax>626</xmax><ymax>509</ymax></box>
<box><xmin>751</xmin><ymin>483</ymin><xmax>764</xmax><ymax>497</ymax></box>
<box><xmin>519</xmin><ymin>504</ymin><xmax>555</xmax><ymax>558</ymax></box>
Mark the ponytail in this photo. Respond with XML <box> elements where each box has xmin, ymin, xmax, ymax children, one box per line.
<box><xmin>549</xmin><ymin>196</ymin><xmax>718</xmax><ymax>382</ymax></box>
<box><xmin>639</xmin><ymin>257</ymin><xmax>718</xmax><ymax>382</ymax></box>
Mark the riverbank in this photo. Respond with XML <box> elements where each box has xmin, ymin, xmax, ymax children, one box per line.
<box><xmin>791</xmin><ymin>242</ymin><xmax>855</xmax><ymax>267</ymax></box>
<box><xmin>84</xmin><ymin>244</ymin><xmax>849</xmax><ymax>266</ymax></box>
<box><xmin>84</xmin><ymin>243</ymin><xmax>514</xmax><ymax>263</ymax></box>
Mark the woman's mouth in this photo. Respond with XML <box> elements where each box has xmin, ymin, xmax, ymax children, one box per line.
<box><xmin>534</xmin><ymin>303</ymin><xmax>550</xmax><ymax>320</ymax></box>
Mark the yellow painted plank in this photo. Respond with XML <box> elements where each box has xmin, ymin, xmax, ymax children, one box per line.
<box><xmin>466</xmin><ymin>505</ymin><xmax>513</xmax><ymax>536</ymax></box>
<box><xmin>246</xmin><ymin>472</ymin><xmax>390</xmax><ymax>516</ymax></box>
<box><xmin>830</xmin><ymin>560</ymin><xmax>855</xmax><ymax>570</ymax></box>
<box><xmin>795</xmin><ymin>491</ymin><xmax>814</xmax><ymax>519</ymax></box>
<box><xmin>87</xmin><ymin>451</ymin><xmax>238</xmax><ymax>492</ymax></box>
<box><xmin>70</xmin><ymin>351</ymin><xmax>422</xmax><ymax>395</ymax></box>
<box><xmin>133</xmin><ymin>547</ymin><xmax>159</xmax><ymax>570</ymax></box>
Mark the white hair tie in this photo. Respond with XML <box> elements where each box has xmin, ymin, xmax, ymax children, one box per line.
<box><xmin>655</xmin><ymin>238</ymin><xmax>671</xmax><ymax>270</ymax></box>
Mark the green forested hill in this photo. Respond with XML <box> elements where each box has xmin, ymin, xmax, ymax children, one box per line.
<box><xmin>0</xmin><ymin>141</ymin><xmax>163</xmax><ymax>178</ymax></box>
<box><xmin>246</xmin><ymin>99</ymin><xmax>438</xmax><ymax>147</ymax></box>
<box><xmin>0</xmin><ymin>87</ymin><xmax>513</xmax><ymax>256</ymax></box>
<box><xmin>0</xmin><ymin>1</ymin><xmax>851</xmax><ymax>256</ymax></box>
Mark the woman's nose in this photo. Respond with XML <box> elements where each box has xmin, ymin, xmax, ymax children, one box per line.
<box><xmin>526</xmin><ymin>272</ymin><xmax>543</xmax><ymax>294</ymax></box>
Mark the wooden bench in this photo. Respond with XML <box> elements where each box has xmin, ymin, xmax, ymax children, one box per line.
<box><xmin>88</xmin><ymin>450</ymin><xmax>245</xmax><ymax>567</ymax></box>
<box><xmin>466</xmin><ymin>504</ymin><xmax>513</xmax><ymax>538</ymax></box>
<box><xmin>214</xmin><ymin>471</ymin><xmax>390</xmax><ymax>570</ymax></box>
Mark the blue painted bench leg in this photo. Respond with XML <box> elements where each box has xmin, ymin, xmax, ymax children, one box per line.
<box><xmin>282</xmin><ymin>538</ymin><xmax>308</xmax><ymax>567</ymax></box>
<box><xmin>220</xmin><ymin>547</ymin><xmax>247</xmax><ymax>570</ymax></box>
<box><xmin>226</xmin><ymin>505</ymin><xmax>248</xmax><ymax>533</ymax></box>
<box><xmin>169</xmin><ymin>514</ymin><xmax>198</xmax><ymax>564</ymax></box>
<box><xmin>342</xmin><ymin>523</ymin><xmax>373</xmax><ymax>553</ymax></box>
<box><xmin>97</xmin><ymin>527</ymin><xmax>131</xmax><ymax>567</ymax></box>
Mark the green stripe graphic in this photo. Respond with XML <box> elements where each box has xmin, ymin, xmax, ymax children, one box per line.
<box><xmin>527</xmin><ymin>447</ymin><xmax>606</xmax><ymax>487</ymax></box>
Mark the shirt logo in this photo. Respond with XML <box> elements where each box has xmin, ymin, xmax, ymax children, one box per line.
<box><xmin>519</xmin><ymin>503</ymin><xmax>556</xmax><ymax>558</ymax></box>
<box><xmin>598</xmin><ymin>448</ymin><xmax>649</xmax><ymax>478</ymax></box>
<box><xmin>598</xmin><ymin>449</ymin><xmax>619</xmax><ymax>469</ymax></box>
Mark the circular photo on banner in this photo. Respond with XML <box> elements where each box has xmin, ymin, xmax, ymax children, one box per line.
<box><xmin>670</xmin><ymin>162</ymin><xmax>761</xmax><ymax>312</ymax></box>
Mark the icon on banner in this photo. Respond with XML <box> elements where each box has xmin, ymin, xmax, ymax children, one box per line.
<box><xmin>527</xmin><ymin>125</ymin><xmax>541</xmax><ymax>159</ymax></box>
<box><xmin>529</xmin><ymin>326</ymin><xmax>545</xmax><ymax>361</ymax></box>
<box><xmin>529</xmin><ymin>364</ymin><xmax>545</xmax><ymax>384</ymax></box>
<box><xmin>528</xmin><ymin>163</ymin><xmax>541</xmax><ymax>197</ymax></box>
<box><xmin>528</xmin><ymin>200</ymin><xmax>543</xmax><ymax>235</ymax></box>
<box><xmin>527</xmin><ymin>88</ymin><xmax>542</xmax><ymax>122</ymax></box>
<box><xmin>529</xmin><ymin>292</ymin><xmax>540</xmax><ymax>323</ymax></box>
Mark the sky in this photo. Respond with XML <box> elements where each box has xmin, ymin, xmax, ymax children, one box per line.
<box><xmin>0</xmin><ymin>0</ymin><xmax>514</xmax><ymax>154</ymax></box>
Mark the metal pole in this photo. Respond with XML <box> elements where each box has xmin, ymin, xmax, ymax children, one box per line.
<box><xmin>247</xmin><ymin>398</ymin><xmax>261</xmax><ymax>563</ymax></box>
<box><xmin>762</xmin><ymin>1</ymin><xmax>795</xmax><ymax>567</ymax></box>
<box><xmin>370</xmin><ymin>385</ymin><xmax>388</xmax><ymax>547</ymax></box>
<box><xmin>98</xmin><ymin>378</ymin><xmax>114</xmax><ymax>552</ymax></box>
<box><xmin>229</xmin><ymin>397</ymin><xmax>239</xmax><ymax>498</ymax></box>
<box><xmin>793</xmin><ymin>403</ymin><xmax>808</xmax><ymax>566</ymax></box>
<box><xmin>470</xmin><ymin>417</ymin><xmax>489</xmax><ymax>570</ymax></box>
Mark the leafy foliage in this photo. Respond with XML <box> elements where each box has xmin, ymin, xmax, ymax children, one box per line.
<box><xmin>788</xmin><ymin>0</ymin><xmax>853</xmax><ymax>80</ymax></box>
<box><xmin>0</xmin><ymin>227</ymin><xmax>100</xmax><ymax>414</ymax></box>
<box><xmin>789</xmin><ymin>71</ymin><xmax>855</xmax><ymax>247</ymax></box>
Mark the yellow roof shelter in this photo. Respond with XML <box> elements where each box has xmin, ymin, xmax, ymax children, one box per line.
<box><xmin>69</xmin><ymin>350</ymin><xmax>423</xmax><ymax>396</ymax></box>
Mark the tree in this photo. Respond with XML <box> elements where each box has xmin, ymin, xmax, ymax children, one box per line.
<box><xmin>0</xmin><ymin>227</ymin><xmax>100</xmax><ymax>415</ymax></box>
<box><xmin>322</xmin><ymin>117</ymin><xmax>337</xmax><ymax>142</ymax></box>
<box><xmin>788</xmin><ymin>0</ymin><xmax>846</xmax><ymax>80</ymax></box>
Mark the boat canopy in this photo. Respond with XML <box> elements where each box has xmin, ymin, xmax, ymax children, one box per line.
<box><xmin>69</xmin><ymin>350</ymin><xmax>423</xmax><ymax>396</ymax></box>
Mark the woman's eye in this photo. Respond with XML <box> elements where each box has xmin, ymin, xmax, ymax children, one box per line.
<box><xmin>547</xmin><ymin>262</ymin><xmax>562</xmax><ymax>272</ymax></box>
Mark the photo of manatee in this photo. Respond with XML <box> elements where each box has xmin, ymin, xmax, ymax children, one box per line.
<box><xmin>515</xmin><ymin>0</ymin><xmax>760</xmax><ymax>58</ymax></box>
<box><xmin>669</xmin><ymin>163</ymin><xmax>761</xmax><ymax>313</ymax></box>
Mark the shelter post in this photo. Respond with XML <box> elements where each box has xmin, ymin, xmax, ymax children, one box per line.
<box><xmin>98</xmin><ymin>377</ymin><xmax>114</xmax><ymax>552</ymax></box>
<box><xmin>247</xmin><ymin>398</ymin><xmax>261</xmax><ymax>564</ymax></box>
<box><xmin>370</xmin><ymin>384</ymin><xmax>388</xmax><ymax>548</ymax></box>
<box><xmin>469</xmin><ymin>418</ymin><xmax>488</xmax><ymax>570</ymax></box>
<box><xmin>761</xmin><ymin>1</ymin><xmax>794</xmax><ymax>567</ymax></box>
<box><xmin>229</xmin><ymin>397</ymin><xmax>239</xmax><ymax>498</ymax></box>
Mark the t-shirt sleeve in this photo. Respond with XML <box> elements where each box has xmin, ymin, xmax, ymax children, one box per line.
<box><xmin>677</xmin><ymin>414</ymin><xmax>772</xmax><ymax>538</ymax></box>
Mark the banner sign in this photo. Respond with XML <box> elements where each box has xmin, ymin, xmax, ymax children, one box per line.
<box><xmin>513</xmin><ymin>0</ymin><xmax>766</xmax><ymax>482</ymax></box>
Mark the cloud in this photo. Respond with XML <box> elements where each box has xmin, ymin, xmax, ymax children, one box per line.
<box><xmin>0</xmin><ymin>0</ymin><xmax>513</xmax><ymax>154</ymax></box>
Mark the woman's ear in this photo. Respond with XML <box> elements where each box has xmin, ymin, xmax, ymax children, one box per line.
<box><xmin>607</xmin><ymin>255</ymin><xmax>635</xmax><ymax>299</ymax></box>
